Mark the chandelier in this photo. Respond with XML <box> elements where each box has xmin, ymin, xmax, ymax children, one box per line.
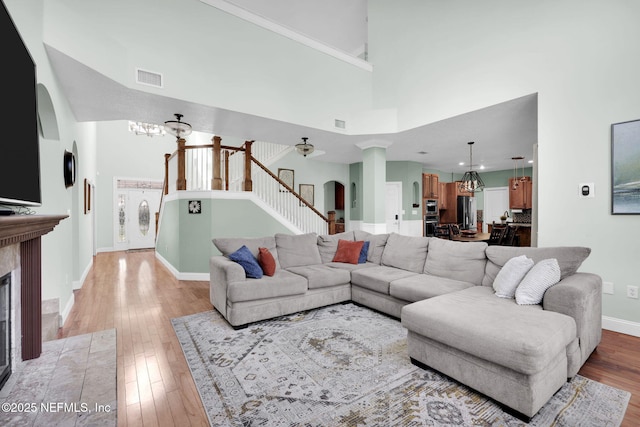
<box><xmin>164</xmin><ymin>113</ymin><xmax>192</xmax><ymax>139</ymax></box>
<box><xmin>295</xmin><ymin>137</ymin><xmax>314</xmax><ymax>157</ymax></box>
<box><xmin>128</xmin><ymin>121</ymin><xmax>166</xmax><ymax>137</ymax></box>
<box><xmin>458</xmin><ymin>141</ymin><xmax>485</xmax><ymax>193</ymax></box>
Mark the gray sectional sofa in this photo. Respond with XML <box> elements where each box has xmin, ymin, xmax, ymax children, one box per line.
<box><xmin>209</xmin><ymin>230</ymin><xmax>602</xmax><ymax>420</ymax></box>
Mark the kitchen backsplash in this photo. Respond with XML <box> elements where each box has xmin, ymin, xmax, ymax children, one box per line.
<box><xmin>512</xmin><ymin>210</ymin><xmax>532</xmax><ymax>224</ymax></box>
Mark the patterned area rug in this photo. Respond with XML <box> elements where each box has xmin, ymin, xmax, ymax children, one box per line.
<box><xmin>172</xmin><ymin>304</ymin><xmax>629</xmax><ymax>426</ymax></box>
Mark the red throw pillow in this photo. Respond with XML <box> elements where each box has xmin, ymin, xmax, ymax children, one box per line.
<box><xmin>258</xmin><ymin>247</ymin><xmax>276</xmax><ymax>276</ymax></box>
<box><xmin>332</xmin><ymin>239</ymin><xmax>365</xmax><ymax>264</ymax></box>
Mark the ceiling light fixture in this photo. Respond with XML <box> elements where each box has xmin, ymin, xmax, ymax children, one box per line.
<box><xmin>128</xmin><ymin>121</ymin><xmax>166</xmax><ymax>137</ymax></box>
<box><xmin>458</xmin><ymin>141</ymin><xmax>485</xmax><ymax>193</ymax></box>
<box><xmin>295</xmin><ymin>137</ymin><xmax>314</xmax><ymax>157</ymax></box>
<box><xmin>163</xmin><ymin>113</ymin><xmax>192</xmax><ymax>139</ymax></box>
<box><xmin>511</xmin><ymin>156</ymin><xmax>525</xmax><ymax>189</ymax></box>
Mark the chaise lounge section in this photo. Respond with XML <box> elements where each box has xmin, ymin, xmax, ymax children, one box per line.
<box><xmin>209</xmin><ymin>230</ymin><xmax>601</xmax><ymax>420</ymax></box>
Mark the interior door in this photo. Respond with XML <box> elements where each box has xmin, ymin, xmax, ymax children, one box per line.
<box><xmin>127</xmin><ymin>189</ymin><xmax>162</xmax><ymax>250</ymax></box>
<box><xmin>385</xmin><ymin>182</ymin><xmax>402</xmax><ymax>234</ymax></box>
<box><xmin>483</xmin><ymin>187</ymin><xmax>509</xmax><ymax>232</ymax></box>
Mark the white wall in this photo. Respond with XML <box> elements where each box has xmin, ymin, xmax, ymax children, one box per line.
<box><xmin>95</xmin><ymin>121</ymin><xmax>177</xmax><ymax>251</ymax></box>
<box><xmin>5</xmin><ymin>0</ymin><xmax>97</xmax><ymax>322</ymax></box>
<box><xmin>369</xmin><ymin>0</ymin><xmax>640</xmax><ymax>326</ymax></box>
<box><xmin>41</xmin><ymin>0</ymin><xmax>373</xmax><ymax>133</ymax></box>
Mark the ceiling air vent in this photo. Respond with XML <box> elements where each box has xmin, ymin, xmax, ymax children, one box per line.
<box><xmin>136</xmin><ymin>68</ymin><xmax>163</xmax><ymax>88</ymax></box>
<box><xmin>334</xmin><ymin>119</ymin><xmax>346</xmax><ymax>130</ymax></box>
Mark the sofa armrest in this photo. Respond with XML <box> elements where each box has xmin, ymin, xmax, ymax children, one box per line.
<box><xmin>210</xmin><ymin>256</ymin><xmax>245</xmax><ymax>318</ymax></box>
<box><xmin>543</xmin><ymin>272</ymin><xmax>602</xmax><ymax>365</ymax></box>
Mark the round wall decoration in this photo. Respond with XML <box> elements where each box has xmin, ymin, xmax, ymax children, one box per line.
<box><xmin>63</xmin><ymin>150</ymin><xmax>76</xmax><ymax>188</ymax></box>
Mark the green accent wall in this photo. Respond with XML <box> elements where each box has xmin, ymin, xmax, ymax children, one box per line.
<box><xmin>349</xmin><ymin>163</ymin><xmax>363</xmax><ymax>221</ymax></box>
<box><xmin>361</xmin><ymin>147</ymin><xmax>387</xmax><ymax>224</ymax></box>
<box><xmin>387</xmin><ymin>161</ymin><xmax>423</xmax><ymax>221</ymax></box>
<box><xmin>156</xmin><ymin>196</ymin><xmax>294</xmax><ymax>274</ymax></box>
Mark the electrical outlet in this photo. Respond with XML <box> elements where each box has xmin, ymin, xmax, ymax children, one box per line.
<box><xmin>627</xmin><ymin>285</ymin><xmax>639</xmax><ymax>299</ymax></box>
<box><xmin>603</xmin><ymin>281</ymin><xmax>614</xmax><ymax>295</ymax></box>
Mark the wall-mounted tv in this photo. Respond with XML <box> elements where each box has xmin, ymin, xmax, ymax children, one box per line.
<box><xmin>0</xmin><ymin>1</ymin><xmax>41</xmax><ymax>207</ymax></box>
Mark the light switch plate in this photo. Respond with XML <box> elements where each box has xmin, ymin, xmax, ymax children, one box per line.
<box><xmin>579</xmin><ymin>183</ymin><xmax>595</xmax><ymax>198</ymax></box>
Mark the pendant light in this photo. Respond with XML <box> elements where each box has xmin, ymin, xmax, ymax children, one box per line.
<box><xmin>458</xmin><ymin>141</ymin><xmax>485</xmax><ymax>193</ymax></box>
<box><xmin>295</xmin><ymin>137</ymin><xmax>314</xmax><ymax>157</ymax></box>
<box><xmin>164</xmin><ymin>113</ymin><xmax>192</xmax><ymax>140</ymax></box>
<box><xmin>511</xmin><ymin>156</ymin><xmax>523</xmax><ymax>190</ymax></box>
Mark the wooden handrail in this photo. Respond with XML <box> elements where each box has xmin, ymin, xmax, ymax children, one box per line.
<box><xmin>251</xmin><ymin>156</ymin><xmax>330</xmax><ymax>223</ymax></box>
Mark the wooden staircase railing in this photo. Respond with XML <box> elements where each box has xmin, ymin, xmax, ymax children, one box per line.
<box><xmin>159</xmin><ymin>136</ymin><xmax>335</xmax><ymax>235</ymax></box>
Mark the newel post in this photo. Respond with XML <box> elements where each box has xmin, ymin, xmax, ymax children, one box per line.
<box><xmin>224</xmin><ymin>150</ymin><xmax>230</xmax><ymax>190</ymax></box>
<box><xmin>328</xmin><ymin>210</ymin><xmax>336</xmax><ymax>235</ymax></box>
<box><xmin>243</xmin><ymin>140</ymin><xmax>253</xmax><ymax>191</ymax></box>
<box><xmin>176</xmin><ymin>138</ymin><xmax>187</xmax><ymax>190</ymax></box>
<box><xmin>164</xmin><ymin>153</ymin><xmax>170</xmax><ymax>195</ymax></box>
<box><xmin>212</xmin><ymin>136</ymin><xmax>222</xmax><ymax>190</ymax></box>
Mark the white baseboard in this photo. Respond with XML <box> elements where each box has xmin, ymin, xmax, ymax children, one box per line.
<box><xmin>96</xmin><ymin>247</ymin><xmax>120</xmax><ymax>253</ymax></box>
<box><xmin>60</xmin><ymin>292</ymin><xmax>75</xmax><ymax>326</ymax></box>
<box><xmin>73</xmin><ymin>258</ymin><xmax>94</xmax><ymax>290</ymax></box>
<box><xmin>602</xmin><ymin>316</ymin><xmax>640</xmax><ymax>338</ymax></box>
<box><xmin>154</xmin><ymin>251</ymin><xmax>210</xmax><ymax>281</ymax></box>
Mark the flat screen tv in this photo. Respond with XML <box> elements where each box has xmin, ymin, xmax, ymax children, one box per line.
<box><xmin>0</xmin><ymin>1</ymin><xmax>41</xmax><ymax>207</ymax></box>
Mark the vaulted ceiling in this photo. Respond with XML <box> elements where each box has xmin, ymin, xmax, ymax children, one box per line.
<box><xmin>47</xmin><ymin>0</ymin><xmax>537</xmax><ymax>173</ymax></box>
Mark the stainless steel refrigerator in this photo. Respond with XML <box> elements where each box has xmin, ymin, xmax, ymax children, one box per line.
<box><xmin>457</xmin><ymin>196</ymin><xmax>477</xmax><ymax>230</ymax></box>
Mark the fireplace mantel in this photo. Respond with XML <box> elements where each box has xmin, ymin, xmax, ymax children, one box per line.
<box><xmin>0</xmin><ymin>214</ymin><xmax>67</xmax><ymax>360</ymax></box>
<box><xmin>0</xmin><ymin>214</ymin><xmax>68</xmax><ymax>248</ymax></box>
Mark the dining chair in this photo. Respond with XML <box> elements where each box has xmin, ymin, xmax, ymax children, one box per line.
<box><xmin>488</xmin><ymin>223</ymin><xmax>506</xmax><ymax>245</ymax></box>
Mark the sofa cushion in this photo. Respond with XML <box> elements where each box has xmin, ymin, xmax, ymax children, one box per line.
<box><xmin>401</xmin><ymin>286</ymin><xmax>577</xmax><ymax>375</ymax></box>
<box><xmin>354</xmin><ymin>231</ymin><xmax>389</xmax><ymax>264</ymax></box>
<box><xmin>324</xmin><ymin>261</ymin><xmax>378</xmax><ymax>272</ymax></box>
<box><xmin>493</xmin><ymin>255</ymin><xmax>534</xmax><ymax>299</ymax></box>
<box><xmin>258</xmin><ymin>247</ymin><xmax>276</xmax><ymax>276</ymax></box>
<box><xmin>351</xmin><ymin>265</ymin><xmax>419</xmax><ymax>295</ymax></box>
<box><xmin>213</xmin><ymin>236</ymin><xmax>280</xmax><ymax>268</ymax></box>
<box><xmin>227</xmin><ymin>270</ymin><xmax>307</xmax><ymax>302</ymax></box>
<box><xmin>275</xmin><ymin>233</ymin><xmax>322</xmax><ymax>268</ymax></box>
<box><xmin>332</xmin><ymin>239</ymin><xmax>364</xmax><ymax>264</ymax></box>
<box><xmin>317</xmin><ymin>231</ymin><xmax>355</xmax><ymax>263</ymax></box>
<box><xmin>424</xmin><ymin>238</ymin><xmax>487</xmax><ymax>285</ymax></box>
<box><xmin>286</xmin><ymin>264</ymin><xmax>351</xmax><ymax>289</ymax></box>
<box><xmin>390</xmin><ymin>274</ymin><xmax>475</xmax><ymax>303</ymax></box>
<box><xmin>381</xmin><ymin>233</ymin><xmax>429</xmax><ymax>273</ymax></box>
<box><xmin>228</xmin><ymin>245</ymin><xmax>263</xmax><ymax>279</ymax></box>
<box><xmin>515</xmin><ymin>258</ymin><xmax>561</xmax><ymax>305</ymax></box>
<box><xmin>483</xmin><ymin>246</ymin><xmax>591</xmax><ymax>286</ymax></box>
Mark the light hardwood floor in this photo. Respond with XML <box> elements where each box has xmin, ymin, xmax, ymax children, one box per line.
<box><xmin>61</xmin><ymin>250</ymin><xmax>639</xmax><ymax>426</ymax></box>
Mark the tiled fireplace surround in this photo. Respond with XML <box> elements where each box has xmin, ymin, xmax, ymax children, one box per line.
<box><xmin>0</xmin><ymin>215</ymin><xmax>66</xmax><ymax>387</ymax></box>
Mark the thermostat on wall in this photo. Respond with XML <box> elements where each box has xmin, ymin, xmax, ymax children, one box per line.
<box><xmin>579</xmin><ymin>183</ymin><xmax>595</xmax><ymax>198</ymax></box>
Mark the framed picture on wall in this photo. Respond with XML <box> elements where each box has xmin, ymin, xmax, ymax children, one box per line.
<box><xmin>299</xmin><ymin>184</ymin><xmax>314</xmax><ymax>207</ymax></box>
<box><xmin>611</xmin><ymin>119</ymin><xmax>640</xmax><ymax>214</ymax></box>
<box><xmin>278</xmin><ymin>168</ymin><xmax>294</xmax><ymax>192</ymax></box>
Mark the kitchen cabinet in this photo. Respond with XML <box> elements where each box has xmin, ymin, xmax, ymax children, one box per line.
<box><xmin>515</xmin><ymin>226</ymin><xmax>531</xmax><ymax>247</ymax></box>
<box><xmin>438</xmin><ymin>182</ymin><xmax>447</xmax><ymax>209</ymax></box>
<box><xmin>422</xmin><ymin>173</ymin><xmax>439</xmax><ymax>199</ymax></box>
<box><xmin>509</xmin><ymin>177</ymin><xmax>533</xmax><ymax>209</ymax></box>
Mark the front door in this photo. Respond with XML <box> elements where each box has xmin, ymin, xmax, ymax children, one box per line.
<box><xmin>113</xmin><ymin>178</ymin><xmax>164</xmax><ymax>251</ymax></box>
<box><xmin>127</xmin><ymin>189</ymin><xmax>161</xmax><ymax>250</ymax></box>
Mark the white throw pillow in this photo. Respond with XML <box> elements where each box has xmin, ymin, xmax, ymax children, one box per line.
<box><xmin>515</xmin><ymin>258</ymin><xmax>561</xmax><ymax>305</ymax></box>
<box><xmin>493</xmin><ymin>255</ymin><xmax>534</xmax><ymax>299</ymax></box>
